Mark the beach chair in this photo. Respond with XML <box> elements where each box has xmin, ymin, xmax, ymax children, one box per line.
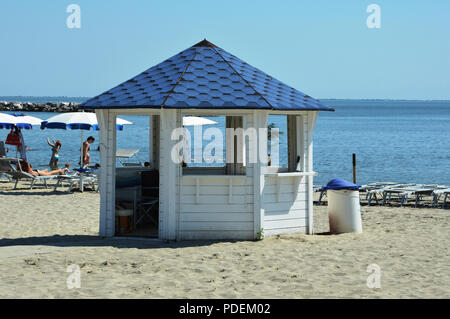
<box><xmin>314</xmin><ymin>186</ymin><xmax>326</xmax><ymax>205</ymax></box>
<box><xmin>0</xmin><ymin>157</ymin><xmax>14</xmax><ymax>181</ymax></box>
<box><xmin>59</xmin><ymin>168</ymin><xmax>98</xmax><ymax>192</ymax></box>
<box><xmin>116</xmin><ymin>149</ymin><xmax>142</xmax><ymax>167</ymax></box>
<box><xmin>358</xmin><ymin>182</ymin><xmax>397</xmax><ymax>206</ymax></box>
<box><xmin>381</xmin><ymin>184</ymin><xmax>435</xmax><ymax>207</ymax></box>
<box><xmin>9</xmin><ymin>171</ymin><xmax>57</xmax><ymax>189</ymax></box>
<box><xmin>442</xmin><ymin>190</ymin><xmax>450</xmax><ymax>209</ymax></box>
<box><xmin>53</xmin><ymin>173</ymin><xmax>81</xmax><ymax>191</ymax></box>
<box><xmin>432</xmin><ymin>187</ymin><xmax>450</xmax><ymax>209</ymax></box>
<box><xmin>0</xmin><ymin>157</ymin><xmax>58</xmax><ymax>189</ymax></box>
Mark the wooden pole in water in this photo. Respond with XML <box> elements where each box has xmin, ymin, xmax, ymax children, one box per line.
<box><xmin>352</xmin><ymin>153</ymin><xmax>356</xmax><ymax>184</ymax></box>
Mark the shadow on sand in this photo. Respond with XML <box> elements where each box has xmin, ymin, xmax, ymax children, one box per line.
<box><xmin>0</xmin><ymin>234</ymin><xmax>249</xmax><ymax>250</ymax></box>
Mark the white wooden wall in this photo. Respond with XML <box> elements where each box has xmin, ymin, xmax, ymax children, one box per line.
<box><xmin>262</xmin><ymin>176</ymin><xmax>308</xmax><ymax>235</ymax></box>
<box><xmin>176</xmin><ymin>111</ymin><xmax>258</xmax><ymax>240</ymax></box>
<box><xmin>261</xmin><ymin>112</ymin><xmax>318</xmax><ymax>236</ymax></box>
<box><xmin>178</xmin><ymin>176</ymin><xmax>254</xmax><ymax>240</ymax></box>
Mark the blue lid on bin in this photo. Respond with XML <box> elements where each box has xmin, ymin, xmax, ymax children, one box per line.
<box><xmin>322</xmin><ymin>178</ymin><xmax>360</xmax><ymax>190</ymax></box>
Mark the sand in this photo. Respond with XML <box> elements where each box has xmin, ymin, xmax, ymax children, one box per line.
<box><xmin>0</xmin><ymin>179</ymin><xmax>449</xmax><ymax>298</ymax></box>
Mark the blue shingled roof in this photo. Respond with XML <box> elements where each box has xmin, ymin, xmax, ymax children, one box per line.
<box><xmin>81</xmin><ymin>40</ymin><xmax>334</xmax><ymax>111</ymax></box>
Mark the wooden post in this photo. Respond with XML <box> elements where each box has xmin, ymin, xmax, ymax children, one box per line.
<box><xmin>352</xmin><ymin>153</ymin><xmax>356</xmax><ymax>184</ymax></box>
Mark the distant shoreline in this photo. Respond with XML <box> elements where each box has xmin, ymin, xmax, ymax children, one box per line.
<box><xmin>0</xmin><ymin>101</ymin><xmax>84</xmax><ymax>113</ymax></box>
<box><xmin>0</xmin><ymin>97</ymin><xmax>449</xmax><ymax>113</ymax></box>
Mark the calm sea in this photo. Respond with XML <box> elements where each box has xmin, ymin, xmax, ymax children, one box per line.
<box><xmin>1</xmin><ymin>97</ymin><xmax>449</xmax><ymax>186</ymax></box>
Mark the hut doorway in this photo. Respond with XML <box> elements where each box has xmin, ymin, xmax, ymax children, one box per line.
<box><xmin>114</xmin><ymin>115</ymin><xmax>160</xmax><ymax>238</ymax></box>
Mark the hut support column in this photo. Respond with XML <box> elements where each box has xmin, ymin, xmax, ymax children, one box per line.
<box><xmin>252</xmin><ymin>111</ymin><xmax>268</xmax><ymax>238</ymax></box>
<box><xmin>306</xmin><ymin>112</ymin><xmax>317</xmax><ymax>234</ymax></box>
<box><xmin>96</xmin><ymin>109</ymin><xmax>116</xmax><ymax>237</ymax></box>
<box><xmin>159</xmin><ymin>109</ymin><xmax>179</xmax><ymax>240</ymax></box>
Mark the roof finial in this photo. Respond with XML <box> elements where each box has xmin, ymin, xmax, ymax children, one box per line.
<box><xmin>193</xmin><ymin>39</ymin><xmax>216</xmax><ymax>47</ymax></box>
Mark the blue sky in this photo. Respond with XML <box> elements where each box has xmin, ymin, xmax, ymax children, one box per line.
<box><xmin>0</xmin><ymin>0</ymin><xmax>449</xmax><ymax>99</ymax></box>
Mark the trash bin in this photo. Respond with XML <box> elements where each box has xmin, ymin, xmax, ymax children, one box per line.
<box><xmin>115</xmin><ymin>208</ymin><xmax>133</xmax><ymax>234</ymax></box>
<box><xmin>323</xmin><ymin>178</ymin><xmax>362</xmax><ymax>234</ymax></box>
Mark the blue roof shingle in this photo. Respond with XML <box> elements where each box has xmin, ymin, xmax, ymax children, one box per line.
<box><xmin>81</xmin><ymin>40</ymin><xmax>334</xmax><ymax>111</ymax></box>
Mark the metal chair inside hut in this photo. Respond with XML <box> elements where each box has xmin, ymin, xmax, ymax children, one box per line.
<box><xmin>134</xmin><ymin>170</ymin><xmax>159</xmax><ymax>233</ymax></box>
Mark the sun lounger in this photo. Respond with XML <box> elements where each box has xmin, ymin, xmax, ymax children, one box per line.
<box><xmin>0</xmin><ymin>157</ymin><xmax>14</xmax><ymax>181</ymax></box>
<box><xmin>53</xmin><ymin>168</ymin><xmax>99</xmax><ymax>192</ymax></box>
<box><xmin>0</xmin><ymin>157</ymin><xmax>19</xmax><ymax>183</ymax></box>
<box><xmin>432</xmin><ymin>188</ymin><xmax>450</xmax><ymax>209</ymax></box>
<box><xmin>8</xmin><ymin>171</ymin><xmax>57</xmax><ymax>189</ymax></box>
<box><xmin>381</xmin><ymin>184</ymin><xmax>439</xmax><ymax>207</ymax></box>
<box><xmin>67</xmin><ymin>175</ymin><xmax>97</xmax><ymax>192</ymax></box>
<box><xmin>116</xmin><ymin>149</ymin><xmax>142</xmax><ymax>167</ymax></box>
<box><xmin>443</xmin><ymin>190</ymin><xmax>450</xmax><ymax>209</ymax></box>
<box><xmin>0</xmin><ymin>157</ymin><xmax>59</xmax><ymax>189</ymax></box>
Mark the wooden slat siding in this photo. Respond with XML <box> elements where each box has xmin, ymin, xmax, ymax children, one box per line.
<box><xmin>263</xmin><ymin>200</ymin><xmax>306</xmax><ymax>212</ymax></box>
<box><xmin>96</xmin><ymin>109</ymin><xmax>117</xmax><ymax>237</ymax></box>
<box><xmin>180</xmin><ymin>221</ymin><xmax>254</xmax><ymax>231</ymax></box>
<box><xmin>181</xmin><ymin>194</ymin><xmax>248</xmax><ymax>205</ymax></box>
<box><xmin>264</xmin><ymin>210</ymin><xmax>308</xmax><ymax>220</ymax></box>
<box><xmin>264</xmin><ymin>217</ymin><xmax>307</xmax><ymax>229</ymax></box>
<box><xmin>159</xmin><ymin>109</ymin><xmax>178</xmax><ymax>240</ymax></box>
<box><xmin>262</xmin><ymin>174</ymin><xmax>308</xmax><ymax>235</ymax></box>
<box><xmin>178</xmin><ymin>176</ymin><xmax>253</xmax><ymax>240</ymax></box>
<box><xmin>181</xmin><ymin>177</ymin><xmax>251</xmax><ymax>186</ymax></box>
<box><xmin>263</xmin><ymin>192</ymin><xmax>306</xmax><ymax>203</ymax></box>
<box><xmin>263</xmin><ymin>178</ymin><xmax>307</xmax><ymax>195</ymax></box>
<box><xmin>181</xmin><ymin>204</ymin><xmax>252</xmax><ymax>214</ymax></box>
<box><xmin>263</xmin><ymin>113</ymin><xmax>308</xmax><ymax>235</ymax></box>
<box><xmin>182</xmin><ymin>185</ymin><xmax>253</xmax><ymax>195</ymax></box>
<box><xmin>179</xmin><ymin>230</ymin><xmax>254</xmax><ymax>240</ymax></box>
<box><xmin>176</xmin><ymin>113</ymin><xmax>256</xmax><ymax>240</ymax></box>
<box><xmin>179</xmin><ymin>212</ymin><xmax>254</xmax><ymax>222</ymax></box>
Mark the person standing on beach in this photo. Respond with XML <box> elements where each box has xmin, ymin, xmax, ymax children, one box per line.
<box><xmin>82</xmin><ymin>136</ymin><xmax>95</xmax><ymax>167</ymax></box>
<box><xmin>47</xmin><ymin>138</ymin><xmax>61</xmax><ymax>170</ymax></box>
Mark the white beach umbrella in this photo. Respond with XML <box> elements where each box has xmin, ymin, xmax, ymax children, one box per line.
<box><xmin>0</xmin><ymin>113</ymin><xmax>18</xmax><ymax>129</ymax></box>
<box><xmin>180</xmin><ymin>117</ymin><xmax>217</xmax><ymax>164</ymax></box>
<box><xmin>41</xmin><ymin>112</ymin><xmax>133</xmax><ymax>167</ymax></box>
<box><xmin>0</xmin><ymin>113</ymin><xmax>42</xmax><ymax>160</ymax></box>
<box><xmin>9</xmin><ymin>113</ymin><xmax>43</xmax><ymax>127</ymax></box>
<box><xmin>182</xmin><ymin>116</ymin><xmax>217</xmax><ymax>126</ymax></box>
<box><xmin>0</xmin><ymin>112</ymin><xmax>43</xmax><ymax>129</ymax></box>
<box><xmin>41</xmin><ymin>112</ymin><xmax>132</xmax><ymax>130</ymax></box>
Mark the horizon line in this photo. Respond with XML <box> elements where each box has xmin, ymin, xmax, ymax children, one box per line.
<box><xmin>1</xmin><ymin>96</ymin><xmax>450</xmax><ymax>102</ymax></box>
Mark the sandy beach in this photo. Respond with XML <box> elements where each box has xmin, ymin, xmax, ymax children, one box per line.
<box><xmin>0</xmin><ymin>179</ymin><xmax>448</xmax><ymax>299</ymax></box>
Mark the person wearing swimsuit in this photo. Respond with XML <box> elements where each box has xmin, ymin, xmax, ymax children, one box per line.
<box><xmin>19</xmin><ymin>161</ymin><xmax>71</xmax><ymax>176</ymax></box>
<box><xmin>82</xmin><ymin>136</ymin><xmax>95</xmax><ymax>168</ymax></box>
<box><xmin>47</xmin><ymin>138</ymin><xmax>62</xmax><ymax>170</ymax></box>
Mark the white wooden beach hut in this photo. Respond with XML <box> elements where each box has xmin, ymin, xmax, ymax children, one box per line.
<box><xmin>81</xmin><ymin>40</ymin><xmax>334</xmax><ymax>240</ymax></box>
